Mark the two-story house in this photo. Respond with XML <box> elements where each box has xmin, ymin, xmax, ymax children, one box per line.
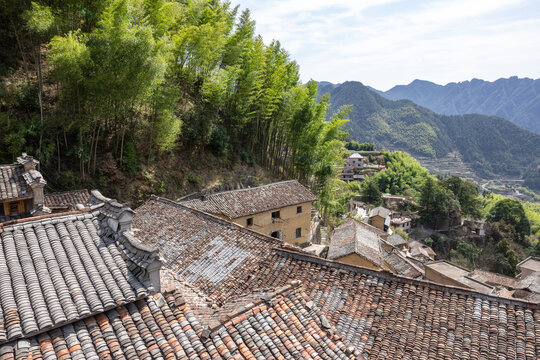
<box><xmin>180</xmin><ymin>180</ymin><xmax>317</xmax><ymax>245</ymax></box>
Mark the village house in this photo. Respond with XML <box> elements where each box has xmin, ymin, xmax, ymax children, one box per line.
<box><xmin>407</xmin><ymin>239</ymin><xmax>437</xmax><ymax>262</ymax></box>
<box><xmin>327</xmin><ymin>218</ymin><xmax>386</xmax><ymax>270</ymax></box>
<box><xmin>368</xmin><ymin>206</ymin><xmax>392</xmax><ymax>231</ymax></box>
<box><xmin>327</xmin><ymin>218</ymin><xmax>423</xmax><ymax>278</ymax></box>
<box><xmin>0</xmin><ymin>153</ymin><xmax>47</xmax><ymax>221</ymax></box>
<box><xmin>0</xmin><ymin>154</ymin><xmax>93</xmax><ymax>223</ymax></box>
<box><xmin>179</xmin><ymin>180</ymin><xmax>316</xmax><ymax>245</ymax></box>
<box><xmin>390</xmin><ymin>214</ymin><xmax>412</xmax><ymax>232</ymax></box>
<box><xmin>424</xmin><ymin>260</ymin><xmax>495</xmax><ymax>294</ymax></box>
<box><xmin>462</xmin><ymin>217</ymin><xmax>487</xmax><ymax>236</ymax></box>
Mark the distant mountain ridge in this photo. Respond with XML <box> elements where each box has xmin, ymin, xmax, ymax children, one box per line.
<box><xmin>317</xmin><ymin>81</ymin><xmax>540</xmax><ymax>191</ymax></box>
<box><xmin>376</xmin><ymin>77</ymin><xmax>540</xmax><ymax>134</ymax></box>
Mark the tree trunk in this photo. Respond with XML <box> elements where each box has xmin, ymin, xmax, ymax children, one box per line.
<box><xmin>35</xmin><ymin>45</ymin><xmax>44</xmax><ymax>162</ymax></box>
<box><xmin>11</xmin><ymin>18</ymin><xmax>30</xmax><ymax>84</ymax></box>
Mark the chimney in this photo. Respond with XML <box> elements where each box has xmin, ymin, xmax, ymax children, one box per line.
<box><xmin>17</xmin><ymin>153</ymin><xmax>39</xmax><ymax>172</ymax></box>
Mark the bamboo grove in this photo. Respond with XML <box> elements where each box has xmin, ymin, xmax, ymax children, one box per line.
<box><xmin>1</xmin><ymin>0</ymin><xmax>350</xmax><ymax>208</ymax></box>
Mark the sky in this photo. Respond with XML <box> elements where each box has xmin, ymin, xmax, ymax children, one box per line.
<box><xmin>230</xmin><ymin>0</ymin><xmax>540</xmax><ymax>90</ymax></box>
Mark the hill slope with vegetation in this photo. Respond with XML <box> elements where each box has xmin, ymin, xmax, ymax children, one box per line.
<box><xmin>0</xmin><ymin>0</ymin><xmax>350</xmax><ymax>212</ymax></box>
<box><xmin>319</xmin><ymin>81</ymin><xmax>540</xmax><ymax>191</ymax></box>
<box><xmin>379</xmin><ymin>77</ymin><xmax>540</xmax><ymax>134</ymax></box>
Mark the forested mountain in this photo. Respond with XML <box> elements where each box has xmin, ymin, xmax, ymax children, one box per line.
<box><xmin>0</xmin><ymin>0</ymin><xmax>350</xmax><ymax>212</ymax></box>
<box><xmin>319</xmin><ymin>81</ymin><xmax>540</xmax><ymax>191</ymax></box>
<box><xmin>378</xmin><ymin>77</ymin><xmax>540</xmax><ymax>134</ymax></box>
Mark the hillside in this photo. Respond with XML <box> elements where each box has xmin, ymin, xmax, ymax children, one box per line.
<box><xmin>378</xmin><ymin>77</ymin><xmax>540</xmax><ymax>134</ymax></box>
<box><xmin>319</xmin><ymin>81</ymin><xmax>540</xmax><ymax>191</ymax></box>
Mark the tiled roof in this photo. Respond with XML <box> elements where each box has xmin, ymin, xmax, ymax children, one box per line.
<box><xmin>327</xmin><ymin>219</ymin><xmax>385</xmax><ymax>268</ymax></box>
<box><xmin>0</xmin><ymin>207</ymin><xmax>158</xmax><ymax>346</ymax></box>
<box><xmin>136</xmin><ymin>198</ymin><xmax>540</xmax><ymax>359</ymax></box>
<box><xmin>133</xmin><ymin>196</ymin><xmax>294</xmax><ymax>304</ymax></box>
<box><xmin>369</xmin><ymin>206</ymin><xmax>392</xmax><ymax>219</ymax></box>
<box><xmin>383</xmin><ymin>249</ymin><xmax>424</xmax><ymax>278</ymax></box>
<box><xmin>469</xmin><ymin>269</ymin><xmax>518</xmax><ymax>289</ymax></box>
<box><xmin>0</xmin><ymin>165</ymin><xmax>32</xmax><ymax>202</ymax></box>
<box><xmin>44</xmin><ymin>189</ymin><xmax>91</xmax><ymax>209</ymax></box>
<box><xmin>425</xmin><ymin>260</ymin><xmax>495</xmax><ymax>294</ymax></box>
<box><xmin>208</xmin><ymin>284</ymin><xmax>355</xmax><ymax>359</ymax></box>
<box><xmin>386</xmin><ymin>233</ymin><xmax>407</xmax><ymax>247</ymax></box>
<box><xmin>0</xmin><ymin>284</ymin><xmax>357</xmax><ymax>360</ymax></box>
<box><xmin>179</xmin><ymin>180</ymin><xmax>317</xmax><ymax>219</ymax></box>
<box><xmin>0</xmin><ymin>292</ymin><xmax>216</xmax><ymax>360</ymax></box>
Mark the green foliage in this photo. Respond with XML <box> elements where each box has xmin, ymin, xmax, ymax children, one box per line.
<box><xmin>442</xmin><ymin>176</ymin><xmax>482</xmax><ymax>218</ymax></box>
<box><xmin>361</xmin><ymin>177</ymin><xmax>382</xmax><ymax>205</ymax></box>
<box><xmin>209</xmin><ymin>125</ymin><xmax>229</xmax><ymax>156</ymax></box>
<box><xmin>2</xmin><ymin>0</ymin><xmax>350</xmax><ymax>219</ymax></box>
<box><xmin>345</xmin><ymin>141</ymin><xmax>375</xmax><ymax>151</ymax></box>
<box><xmin>419</xmin><ymin>176</ymin><xmax>452</xmax><ymax>228</ymax></box>
<box><xmin>523</xmin><ymin>202</ymin><xmax>540</xmax><ymax>237</ymax></box>
<box><xmin>370</xmin><ymin>151</ymin><xmax>429</xmax><ymax>196</ymax></box>
<box><xmin>450</xmin><ymin>241</ymin><xmax>481</xmax><ymax>268</ymax></box>
<box><xmin>487</xmin><ymin>221</ymin><xmax>521</xmax><ymax>276</ymax></box>
<box><xmin>489</xmin><ymin>198</ymin><xmax>531</xmax><ymax>242</ymax></box>
<box><xmin>184</xmin><ymin>171</ymin><xmax>200</xmax><ymax>185</ymax></box>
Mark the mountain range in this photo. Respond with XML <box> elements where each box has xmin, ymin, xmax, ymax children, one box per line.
<box><xmin>373</xmin><ymin>77</ymin><xmax>540</xmax><ymax>134</ymax></box>
<box><xmin>317</xmin><ymin>81</ymin><xmax>540</xmax><ymax>191</ymax></box>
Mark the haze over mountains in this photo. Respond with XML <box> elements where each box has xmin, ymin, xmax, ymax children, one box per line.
<box><xmin>317</xmin><ymin>81</ymin><xmax>540</xmax><ymax>191</ymax></box>
<box><xmin>373</xmin><ymin>77</ymin><xmax>540</xmax><ymax>134</ymax></box>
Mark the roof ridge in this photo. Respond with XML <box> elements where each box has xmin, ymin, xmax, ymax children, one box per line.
<box><xmin>191</xmin><ymin>179</ymin><xmax>300</xmax><ymax>198</ymax></box>
<box><xmin>45</xmin><ymin>189</ymin><xmax>89</xmax><ymax>195</ymax></box>
<box><xmin>275</xmin><ymin>248</ymin><xmax>540</xmax><ymax>309</ymax></box>
<box><xmin>0</xmin><ymin>209</ymin><xmax>91</xmax><ymax>228</ymax></box>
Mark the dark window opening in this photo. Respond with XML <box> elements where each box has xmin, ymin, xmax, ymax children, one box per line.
<box><xmin>9</xmin><ymin>202</ymin><xmax>18</xmax><ymax>216</ymax></box>
<box><xmin>271</xmin><ymin>211</ymin><xmax>280</xmax><ymax>219</ymax></box>
<box><xmin>246</xmin><ymin>217</ymin><xmax>253</xmax><ymax>227</ymax></box>
<box><xmin>270</xmin><ymin>231</ymin><xmax>281</xmax><ymax>239</ymax></box>
<box><xmin>297</xmin><ymin>206</ymin><xmax>302</xmax><ymax>214</ymax></box>
<box><xmin>296</xmin><ymin>228</ymin><xmax>302</xmax><ymax>238</ymax></box>
<box><xmin>0</xmin><ymin>203</ymin><xmax>4</xmax><ymax>216</ymax></box>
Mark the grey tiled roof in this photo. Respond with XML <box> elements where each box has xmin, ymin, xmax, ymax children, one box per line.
<box><xmin>0</xmin><ymin>209</ymin><xmax>157</xmax><ymax>346</ymax></box>
<box><xmin>386</xmin><ymin>233</ymin><xmax>407</xmax><ymax>247</ymax></box>
<box><xmin>179</xmin><ymin>180</ymin><xmax>317</xmax><ymax>219</ymax></box>
<box><xmin>134</xmin><ymin>196</ymin><xmax>293</xmax><ymax>303</ymax></box>
<box><xmin>327</xmin><ymin>219</ymin><xmax>385</xmax><ymax>267</ymax></box>
<box><xmin>0</xmin><ymin>165</ymin><xmax>32</xmax><ymax>202</ymax></box>
<box><xmin>44</xmin><ymin>189</ymin><xmax>90</xmax><ymax>209</ymax></box>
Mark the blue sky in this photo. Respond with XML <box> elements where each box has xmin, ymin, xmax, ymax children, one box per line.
<box><xmin>231</xmin><ymin>0</ymin><xmax>540</xmax><ymax>90</ymax></box>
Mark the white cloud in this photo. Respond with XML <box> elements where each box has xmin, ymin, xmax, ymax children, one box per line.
<box><xmin>231</xmin><ymin>0</ymin><xmax>540</xmax><ymax>89</ymax></box>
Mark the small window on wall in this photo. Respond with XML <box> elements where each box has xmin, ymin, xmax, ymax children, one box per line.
<box><xmin>297</xmin><ymin>206</ymin><xmax>302</xmax><ymax>214</ymax></box>
<box><xmin>271</xmin><ymin>211</ymin><xmax>280</xmax><ymax>219</ymax></box>
<box><xmin>270</xmin><ymin>230</ymin><xmax>281</xmax><ymax>239</ymax></box>
<box><xmin>0</xmin><ymin>203</ymin><xmax>4</xmax><ymax>216</ymax></box>
<box><xmin>296</xmin><ymin>227</ymin><xmax>302</xmax><ymax>238</ymax></box>
<box><xmin>9</xmin><ymin>202</ymin><xmax>19</xmax><ymax>216</ymax></box>
<box><xmin>246</xmin><ymin>218</ymin><xmax>253</xmax><ymax>227</ymax></box>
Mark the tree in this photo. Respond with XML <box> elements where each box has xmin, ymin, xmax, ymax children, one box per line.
<box><xmin>419</xmin><ymin>176</ymin><xmax>451</xmax><ymax>228</ymax></box>
<box><xmin>443</xmin><ymin>176</ymin><xmax>482</xmax><ymax>218</ymax></box>
<box><xmin>489</xmin><ymin>198</ymin><xmax>531</xmax><ymax>243</ymax></box>
<box><xmin>361</xmin><ymin>177</ymin><xmax>382</xmax><ymax>205</ymax></box>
